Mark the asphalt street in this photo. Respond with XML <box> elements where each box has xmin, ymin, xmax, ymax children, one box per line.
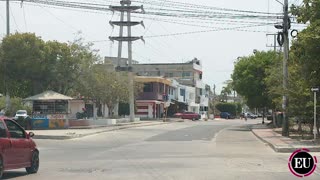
<box><xmin>2</xmin><ymin>119</ymin><xmax>320</xmax><ymax>180</ymax></box>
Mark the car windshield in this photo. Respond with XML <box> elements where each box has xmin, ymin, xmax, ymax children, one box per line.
<box><xmin>17</xmin><ymin>111</ymin><xmax>26</xmax><ymax>114</ymax></box>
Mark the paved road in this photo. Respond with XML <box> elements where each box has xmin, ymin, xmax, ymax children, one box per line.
<box><xmin>3</xmin><ymin>119</ymin><xmax>320</xmax><ymax>180</ymax></box>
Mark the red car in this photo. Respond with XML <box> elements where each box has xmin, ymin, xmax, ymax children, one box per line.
<box><xmin>178</xmin><ymin>112</ymin><xmax>201</xmax><ymax>121</ymax></box>
<box><xmin>0</xmin><ymin>117</ymin><xmax>39</xmax><ymax>178</ymax></box>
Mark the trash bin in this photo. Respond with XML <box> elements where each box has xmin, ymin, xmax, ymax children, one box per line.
<box><xmin>276</xmin><ymin>112</ymin><xmax>283</xmax><ymax>127</ymax></box>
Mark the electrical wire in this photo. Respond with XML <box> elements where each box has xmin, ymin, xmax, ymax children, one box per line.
<box><xmin>144</xmin><ymin>23</ymin><xmax>274</xmax><ymax>38</ymax></box>
<box><xmin>10</xmin><ymin>6</ymin><xmax>21</xmax><ymax>32</ymax></box>
<box><xmin>22</xmin><ymin>3</ymin><xmax>28</xmax><ymax>31</ymax></box>
<box><xmin>14</xmin><ymin>0</ymin><xmax>282</xmax><ymax>22</ymax></box>
<box><xmin>132</xmin><ymin>0</ymin><xmax>281</xmax><ymax>15</ymax></box>
<box><xmin>38</xmin><ymin>4</ymin><xmax>79</xmax><ymax>32</ymax></box>
<box><xmin>143</xmin><ymin>0</ymin><xmax>167</xmax><ymax>36</ymax></box>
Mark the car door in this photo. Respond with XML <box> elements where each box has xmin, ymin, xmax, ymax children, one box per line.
<box><xmin>4</xmin><ymin>120</ymin><xmax>31</xmax><ymax>167</ymax></box>
<box><xmin>0</xmin><ymin>121</ymin><xmax>13</xmax><ymax>168</ymax></box>
<box><xmin>185</xmin><ymin>112</ymin><xmax>192</xmax><ymax>119</ymax></box>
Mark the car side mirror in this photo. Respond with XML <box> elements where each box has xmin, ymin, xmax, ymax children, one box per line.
<box><xmin>28</xmin><ymin>132</ymin><xmax>35</xmax><ymax>138</ymax></box>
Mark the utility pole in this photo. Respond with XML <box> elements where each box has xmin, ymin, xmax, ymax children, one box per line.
<box><xmin>5</xmin><ymin>0</ymin><xmax>11</xmax><ymax>113</ymax></box>
<box><xmin>213</xmin><ymin>84</ymin><xmax>216</xmax><ymax>119</ymax></box>
<box><xmin>282</xmin><ymin>0</ymin><xmax>290</xmax><ymax>137</ymax></box>
<box><xmin>109</xmin><ymin>0</ymin><xmax>144</xmax><ymax>122</ymax></box>
<box><xmin>6</xmin><ymin>0</ymin><xmax>10</xmax><ymax>35</ymax></box>
<box><xmin>111</xmin><ymin>3</ymin><xmax>125</xmax><ymax>118</ymax></box>
<box><xmin>311</xmin><ymin>87</ymin><xmax>319</xmax><ymax>140</ymax></box>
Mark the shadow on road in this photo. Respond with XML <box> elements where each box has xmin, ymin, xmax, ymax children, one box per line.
<box><xmin>227</xmin><ymin>128</ymin><xmax>251</xmax><ymax>132</ymax></box>
<box><xmin>2</xmin><ymin>171</ymin><xmax>28</xmax><ymax>179</ymax></box>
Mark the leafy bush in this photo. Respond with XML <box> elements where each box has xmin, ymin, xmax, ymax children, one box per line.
<box><xmin>216</xmin><ymin>103</ymin><xmax>237</xmax><ymax>116</ymax></box>
<box><xmin>0</xmin><ymin>97</ymin><xmax>32</xmax><ymax>117</ymax></box>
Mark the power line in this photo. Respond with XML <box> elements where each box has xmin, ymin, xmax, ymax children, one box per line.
<box><xmin>86</xmin><ymin>23</ymin><xmax>273</xmax><ymax>43</ymax></box>
<box><xmin>10</xmin><ymin>6</ymin><xmax>21</xmax><ymax>32</ymax></box>
<box><xmin>10</xmin><ymin>0</ymin><xmax>282</xmax><ymax>21</ymax></box>
<box><xmin>144</xmin><ymin>23</ymin><xmax>274</xmax><ymax>38</ymax></box>
<box><xmin>143</xmin><ymin>0</ymin><xmax>167</xmax><ymax>36</ymax></box>
<box><xmin>132</xmin><ymin>0</ymin><xmax>281</xmax><ymax>15</ymax></box>
<box><xmin>22</xmin><ymin>3</ymin><xmax>28</xmax><ymax>31</ymax></box>
<box><xmin>38</xmin><ymin>4</ymin><xmax>79</xmax><ymax>32</ymax></box>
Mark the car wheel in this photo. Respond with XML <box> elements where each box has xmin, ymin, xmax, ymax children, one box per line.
<box><xmin>26</xmin><ymin>151</ymin><xmax>39</xmax><ymax>174</ymax></box>
<box><xmin>192</xmin><ymin>118</ymin><xmax>195</xmax><ymax>121</ymax></box>
<box><xmin>0</xmin><ymin>156</ymin><xmax>3</xmax><ymax>179</ymax></box>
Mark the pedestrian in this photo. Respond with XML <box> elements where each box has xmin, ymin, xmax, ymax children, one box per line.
<box><xmin>82</xmin><ymin>107</ymin><xmax>87</xmax><ymax>119</ymax></box>
<box><xmin>244</xmin><ymin>112</ymin><xmax>247</xmax><ymax>121</ymax></box>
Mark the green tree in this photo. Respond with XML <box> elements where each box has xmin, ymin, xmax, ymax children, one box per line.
<box><xmin>0</xmin><ymin>97</ymin><xmax>32</xmax><ymax>116</ymax></box>
<box><xmin>0</xmin><ymin>33</ymin><xmax>46</xmax><ymax>97</ymax></box>
<box><xmin>75</xmin><ymin>64</ymin><xmax>143</xmax><ymax>117</ymax></box>
<box><xmin>232</xmin><ymin>51</ymin><xmax>279</xmax><ymax>110</ymax></box>
<box><xmin>216</xmin><ymin>102</ymin><xmax>237</xmax><ymax>116</ymax></box>
<box><xmin>289</xmin><ymin>0</ymin><xmax>320</xmax><ymax>135</ymax></box>
<box><xmin>0</xmin><ymin>33</ymin><xmax>99</xmax><ymax>98</ymax></box>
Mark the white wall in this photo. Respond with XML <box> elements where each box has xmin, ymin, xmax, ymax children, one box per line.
<box><xmin>185</xmin><ymin>86</ymin><xmax>196</xmax><ymax>105</ymax></box>
<box><xmin>69</xmin><ymin>100</ymin><xmax>85</xmax><ymax>119</ymax></box>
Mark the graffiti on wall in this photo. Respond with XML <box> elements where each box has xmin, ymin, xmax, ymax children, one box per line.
<box><xmin>47</xmin><ymin>114</ymin><xmax>66</xmax><ymax>119</ymax></box>
<box><xmin>31</xmin><ymin>119</ymin><xmax>49</xmax><ymax>129</ymax></box>
<box><xmin>32</xmin><ymin>114</ymin><xmax>67</xmax><ymax>129</ymax></box>
<box><xmin>49</xmin><ymin>119</ymin><xmax>67</xmax><ymax>129</ymax></box>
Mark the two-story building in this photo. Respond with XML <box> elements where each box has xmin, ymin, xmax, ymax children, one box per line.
<box><xmin>135</xmin><ymin>76</ymin><xmax>174</xmax><ymax>119</ymax></box>
<box><xmin>133</xmin><ymin>58</ymin><xmax>209</xmax><ymax>115</ymax></box>
<box><xmin>104</xmin><ymin>56</ymin><xmax>210</xmax><ymax>117</ymax></box>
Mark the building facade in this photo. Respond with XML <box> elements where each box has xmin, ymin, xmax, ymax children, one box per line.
<box><xmin>104</xmin><ymin>56</ymin><xmax>210</xmax><ymax>117</ymax></box>
<box><xmin>133</xmin><ymin>58</ymin><xmax>209</xmax><ymax>115</ymax></box>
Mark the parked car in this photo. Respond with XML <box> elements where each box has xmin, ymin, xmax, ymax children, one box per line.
<box><xmin>257</xmin><ymin>113</ymin><xmax>263</xmax><ymax>118</ymax></box>
<box><xmin>173</xmin><ymin>112</ymin><xmax>183</xmax><ymax>118</ymax></box>
<box><xmin>0</xmin><ymin>112</ymin><xmax>4</xmax><ymax>117</ymax></box>
<box><xmin>220</xmin><ymin>112</ymin><xmax>234</xmax><ymax>119</ymax></box>
<box><xmin>14</xmin><ymin>110</ymin><xmax>28</xmax><ymax>120</ymax></box>
<box><xmin>247</xmin><ymin>112</ymin><xmax>258</xmax><ymax>119</ymax></box>
<box><xmin>0</xmin><ymin>117</ymin><xmax>39</xmax><ymax>178</ymax></box>
<box><xmin>180</xmin><ymin>112</ymin><xmax>201</xmax><ymax>121</ymax></box>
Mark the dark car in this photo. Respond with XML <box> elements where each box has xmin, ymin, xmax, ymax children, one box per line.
<box><xmin>220</xmin><ymin>112</ymin><xmax>234</xmax><ymax>119</ymax></box>
<box><xmin>0</xmin><ymin>117</ymin><xmax>39</xmax><ymax>178</ymax></box>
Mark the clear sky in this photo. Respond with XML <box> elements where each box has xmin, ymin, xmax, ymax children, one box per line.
<box><xmin>0</xmin><ymin>0</ymin><xmax>304</xmax><ymax>93</ymax></box>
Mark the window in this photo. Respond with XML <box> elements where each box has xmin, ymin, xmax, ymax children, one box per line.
<box><xmin>159</xmin><ymin>84</ymin><xmax>164</xmax><ymax>93</ymax></box>
<box><xmin>0</xmin><ymin>121</ymin><xmax>7</xmax><ymax>138</ymax></box>
<box><xmin>165</xmin><ymin>73</ymin><xmax>173</xmax><ymax>77</ymax></box>
<box><xmin>33</xmin><ymin>100</ymin><xmax>68</xmax><ymax>114</ymax></box>
<box><xmin>180</xmin><ymin>89</ymin><xmax>186</xmax><ymax>96</ymax></box>
<box><xmin>182</xmin><ymin>72</ymin><xmax>191</xmax><ymax>77</ymax></box>
<box><xmin>199</xmin><ymin>73</ymin><xmax>203</xmax><ymax>80</ymax></box>
<box><xmin>200</xmin><ymin>89</ymin><xmax>203</xmax><ymax>95</ymax></box>
<box><xmin>4</xmin><ymin>120</ymin><xmax>25</xmax><ymax>139</ymax></box>
<box><xmin>143</xmin><ymin>83</ymin><xmax>153</xmax><ymax>92</ymax></box>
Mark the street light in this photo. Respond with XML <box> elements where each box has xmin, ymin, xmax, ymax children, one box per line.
<box><xmin>311</xmin><ymin>86</ymin><xmax>319</xmax><ymax>141</ymax></box>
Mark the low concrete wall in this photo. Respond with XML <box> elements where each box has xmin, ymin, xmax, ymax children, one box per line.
<box><xmin>69</xmin><ymin>119</ymin><xmax>90</xmax><ymax>127</ymax></box>
<box><xmin>89</xmin><ymin>119</ymin><xmax>116</xmax><ymax>126</ymax></box>
<box><xmin>69</xmin><ymin>118</ymin><xmax>140</xmax><ymax>127</ymax></box>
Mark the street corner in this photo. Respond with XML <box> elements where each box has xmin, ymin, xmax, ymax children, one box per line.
<box><xmin>251</xmin><ymin>128</ymin><xmax>320</xmax><ymax>153</ymax></box>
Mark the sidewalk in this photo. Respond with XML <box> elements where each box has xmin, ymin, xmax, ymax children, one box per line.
<box><xmin>251</xmin><ymin>123</ymin><xmax>320</xmax><ymax>153</ymax></box>
<box><xmin>29</xmin><ymin>121</ymin><xmax>168</xmax><ymax>140</ymax></box>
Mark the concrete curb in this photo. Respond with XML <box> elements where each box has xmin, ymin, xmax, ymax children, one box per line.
<box><xmin>251</xmin><ymin>129</ymin><xmax>320</xmax><ymax>153</ymax></box>
<box><xmin>251</xmin><ymin>129</ymin><xmax>283</xmax><ymax>153</ymax></box>
<box><xmin>33</xmin><ymin>122</ymin><xmax>169</xmax><ymax>140</ymax></box>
